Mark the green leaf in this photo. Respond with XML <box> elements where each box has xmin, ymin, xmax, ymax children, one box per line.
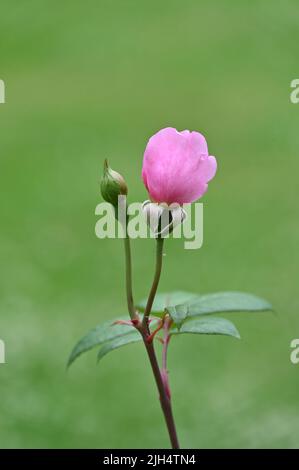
<box><xmin>68</xmin><ymin>318</ymin><xmax>135</xmax><ymax>367</ymax></box>
<box><xmin>185</xmin><ymin>292</ymin><xmax>272</xmax><ymax>318</ymax></box>
<box><xmin>97</xmin><ymin>331</ymin><xmax>142</xmax><ymax>363</ymax></box>
<box><xmin>137</xmin><ymin>291</ymin><xmax>199</xmax><ymax>317</ymax></box>
<box><xmin>165</xmin><ymin>291</ymin><xmax>272</xmax><ymax>327</ymax></box>
<box><xmin>171</xmin><ymin>316</ymin><xmax>240</xmax><ymax>339</ymax></box>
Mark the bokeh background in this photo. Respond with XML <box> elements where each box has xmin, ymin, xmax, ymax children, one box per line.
<box><xmin>0</xmin><ymin>0</ymin><xmax>298</xmax><ymax>448</ymax></box>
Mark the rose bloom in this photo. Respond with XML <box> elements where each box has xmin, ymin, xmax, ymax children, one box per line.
<box><xmin>142</xmin><ymin>127</ymin><xmax>217</xmax><ymax>205</ymax></box>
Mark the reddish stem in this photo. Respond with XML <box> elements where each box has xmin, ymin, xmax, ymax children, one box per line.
<box><xmin>161</xmin><ymin>316</ymin><xmax>172</xmax><ymax>400</ymax></box>
<box><xmin>142</xmin><ymin>335</ymin><xmax>180</xmax><ymax>449</ymax></box>
<box><xmin>146</xmin><ymin>319</ymin><xmax>163</xmax><ymax>343</ymax></box>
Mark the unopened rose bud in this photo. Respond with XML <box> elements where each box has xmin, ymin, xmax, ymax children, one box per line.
<box><xmin>100</xmin><ymin>159</ymin><xmax>128</xmax><ymax>207</ymax></box>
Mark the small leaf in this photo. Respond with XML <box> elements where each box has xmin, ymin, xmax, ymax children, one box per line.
<box><xmin>185</xmin><ymin>292</ymin><xmax>272</xmax><ymax>318</ymax></box>
<box><xmin>97</xmin><ymin>331</ymin><xmax>142</xmax><ymax>362</ymax></box>
<box><xmin>171</xmin><ymin>316</ymin><xmax>240</xmax><ymax>339</ymax></box>
<box><xmin>166</xmin><ymin>304</ymin><xmax>188</xmax><ymax>328</ymax></box>
<box><xmin>137</xmin><ymin>291</ymin><xmax>199</xmax><ymax>317</ymax></box>
<box><xmin>68</xmin><ymin>318</ymin><xmax>135</xmax><ymax>367</ymax></box>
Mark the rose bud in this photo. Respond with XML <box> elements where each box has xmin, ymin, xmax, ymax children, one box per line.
<box><xmin>142</xmin><ymin>127</ymin><xmax>217</xmax><ymax>205</ymax></box>
<box><xmin>100</xmin><ymin>159</ymin><xmax>128</xmax><ymax>207</ymax></box>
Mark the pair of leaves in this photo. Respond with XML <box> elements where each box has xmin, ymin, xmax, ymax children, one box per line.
<box><xmin>68</xmin><ymin>317</ymin><xmax>161</xmax><ymax>367</ymax></box>
<box><xmin>68</xmin><ymin>318</ymin><xmax>141</xmax><ymax>367</ymax></box>
<box><xmin>68</xmin><ymin>291</ymin><xmax>272</xmax><ymax>367</ymax></box>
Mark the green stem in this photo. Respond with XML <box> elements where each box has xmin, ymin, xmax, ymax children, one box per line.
<box><xmin>142</xmin><ymin>237</ymin><xmax>164</xmax><ymax>328</ymax></box>
<box><xmin>121</xmin><ymin>209</ymin><xmax>136</xmax><ymax>321</ymax></box>
<box><xmin>123</xmin><ymin>235</ymin><xmax>136</xmax><ymax>321</ymax></box>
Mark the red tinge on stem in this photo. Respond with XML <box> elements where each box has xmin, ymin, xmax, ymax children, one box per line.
<box><xmin>161</xmin><ymin>369</ymin><xmax>171</xmax><ymax>400</ymax></box>
<box><xmin>146</xmin><ymin>320</ymin><xmax>163</xmax><ymax>343</ymax></box>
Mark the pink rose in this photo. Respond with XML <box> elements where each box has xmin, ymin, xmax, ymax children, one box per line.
<box><xmin>142</xmin><ymin>127</ymin><xmax>217</xmax><ymax>205</ymax></box>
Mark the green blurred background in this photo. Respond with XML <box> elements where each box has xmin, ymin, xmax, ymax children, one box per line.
<box><xmin>0</xmin><ymin>0</ymin><xmax>298</xmax><ymax>448</ymax></box>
